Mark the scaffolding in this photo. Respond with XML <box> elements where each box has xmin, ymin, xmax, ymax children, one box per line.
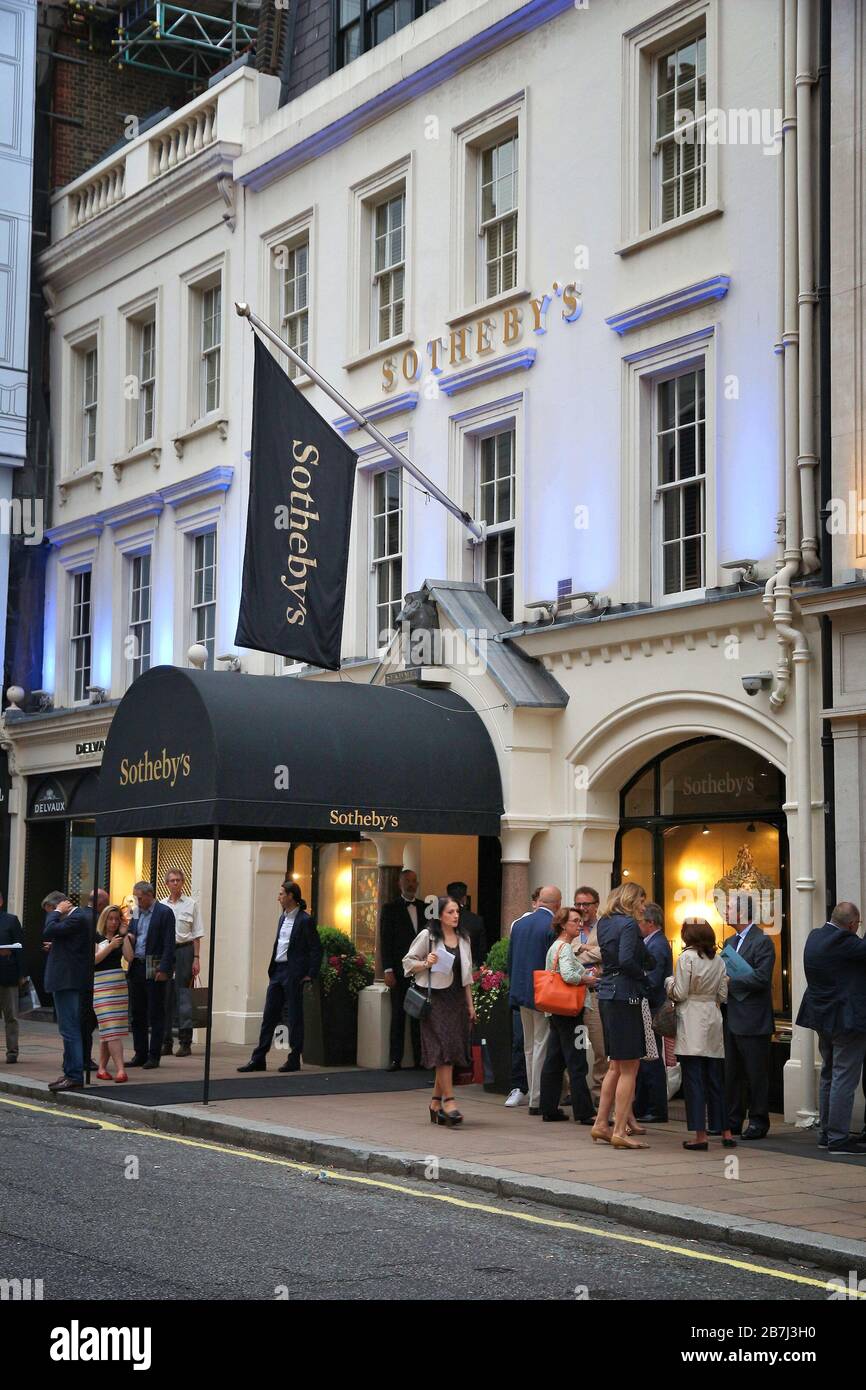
<box><xmin>111</xmin><ymin>0</ymin><xmax>258</xmax><ymax>81</ymax></box>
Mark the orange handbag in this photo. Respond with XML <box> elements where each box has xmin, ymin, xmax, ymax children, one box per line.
<box><xmin>533</xmin><ymin>943</ymin><xmax>587</xmax><ymax>1017</ymax></box>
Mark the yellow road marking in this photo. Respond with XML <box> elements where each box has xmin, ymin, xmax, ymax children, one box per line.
<box><xmin>1</xmin><ymin>1092</ymin><xmax>860</xmax><ymax>1296</ymax></box>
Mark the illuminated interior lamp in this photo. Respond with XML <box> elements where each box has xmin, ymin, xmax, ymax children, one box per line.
<box><xmin>746</xmin><ymin>822</ymin><xmax>756</xmax><ymax>833</ymax></box>
<box><xmin>701</xmin><ymin>824</ymin><xmax>710</xmax><ymax>835</ymax></box>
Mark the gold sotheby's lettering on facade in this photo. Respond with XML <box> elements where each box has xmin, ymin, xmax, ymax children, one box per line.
<box><xmin>278</xmin><ymin>439</ymin><xmax>321</xmax><ymax>629</ymax></box>
<box><xmin>119</xmin><ymin>749</ymin><xmax>191</xmax><ymax>788</ymax></box>
<box><xmin>329</xmin><ymin>809</ymin><xmax>400</xmax><ymax>828</ymax></box>
<box><xmin>381</xmin><ymin>282</ymin><xmax>582</xmax><ymax>392</ymax></box>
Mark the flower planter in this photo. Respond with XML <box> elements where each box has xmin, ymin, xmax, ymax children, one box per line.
<box><xmin>302</xmin><ymin>977</ymin><xmax>359</xmax><ymax>1067</ymax></box>
<box><xmin>478</xmin><ymin>991</ymin><xmax>513</xmax><ymax>1095</ymax></box>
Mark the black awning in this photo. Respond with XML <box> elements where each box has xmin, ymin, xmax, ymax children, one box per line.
<box><xmin>94</xmin><ymin>666</ymin><xmax>503</xmax><ymax>840</ymax></box>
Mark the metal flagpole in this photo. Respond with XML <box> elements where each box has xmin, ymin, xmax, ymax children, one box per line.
<box><xmin>235</xmin><ymin>302</ymin><xmax>484</xmax><ymax>541</ymax></box>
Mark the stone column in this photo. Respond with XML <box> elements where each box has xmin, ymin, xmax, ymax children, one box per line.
<box><xmin>499</xmin><ymin>826</ymin><xmax>538</xmax><ymax>934</ymax></box>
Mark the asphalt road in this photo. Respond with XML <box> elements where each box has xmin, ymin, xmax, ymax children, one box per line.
<box><xmin>0</xmin><ymin>1096</ymin><xmax>840</xmax><ymax>1303</ymax></box>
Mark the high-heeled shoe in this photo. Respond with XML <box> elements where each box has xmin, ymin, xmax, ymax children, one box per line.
<box><xmin>611</xmin><ymin>1134</ymin><xmax>649</xmax><ymax>1150</ymax></box>
<box><xmin>590</xmin><ymin>1126</ymin><xmax>612</xmax><ymax>1144</ymax></box>
<box><xmin>440</xmin><ymin>1097</ymin><xmax>463</xmax><ymax>1127</ymax></box>
<box><xmin>429</xmin><ymin>1096</ymin><xmax>445</xmax><ymax>1124</ymax></box>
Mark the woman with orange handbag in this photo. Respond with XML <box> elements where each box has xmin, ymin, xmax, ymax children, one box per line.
<box><xmin>538</xmin><ymin>908</ymin><xmax>594</xmax><ymax>1123</ymax></box>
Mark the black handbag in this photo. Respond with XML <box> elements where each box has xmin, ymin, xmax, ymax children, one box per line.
<box><xmin>403</xmin><ymin>980</ymin><xmax>432</xmax><ymax>1022</ymax></box>
<box><xmin>651</xmin><ymin>999</ymin><xmax>677</xmax><ymax>1038</ymax></box>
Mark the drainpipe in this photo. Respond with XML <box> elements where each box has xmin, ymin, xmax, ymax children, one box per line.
<box><xmin>797</xmin><ymin>0</ymin><xmax>820</xmax><ymax>573</ymax></box>
<box><xmin>763</xmin><ymin>0</ymin><xmax>819</xmax><ymax>1122</ymax></box>
<box><xmin>817</xmin><ymin>0</ymin><xmax>836</xmax><ymax>912</ymax></box>
<box><xmin>773</xmin><ymin>0</ymin><xmax>787</xmax><ymax>575</ymax></box>
<box><xmin>764</xmin><ymin>0</ymin><xmax>802</xmax><ymax>707</ymax></box>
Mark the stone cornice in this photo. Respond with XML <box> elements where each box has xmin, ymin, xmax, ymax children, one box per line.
<box><xmin>38</xmin><ymin>145</ymin><xmax>239</xmax><ymax>292</ymax></box>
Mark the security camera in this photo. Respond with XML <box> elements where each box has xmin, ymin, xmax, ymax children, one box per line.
<box><xmin>742</xmin><ymin>672</ymin><xmax>773</xmax><ymax>696</ymax></box>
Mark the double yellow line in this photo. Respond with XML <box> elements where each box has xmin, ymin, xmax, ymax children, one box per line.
<box><xmin>1</xmin><ymin>1093</ymin><xmax>859</xmax><ymax>1297</ymax></box>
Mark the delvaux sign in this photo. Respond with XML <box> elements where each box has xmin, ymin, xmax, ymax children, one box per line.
<box><xmin>380</xmin><ymin>279</ymin><xmax>583</xmax><ymax>394</ymax></box>
<box><xmin>75</xmin><ymin>739</ymin><xmax>106</xmax><ymax>757</ymax></box>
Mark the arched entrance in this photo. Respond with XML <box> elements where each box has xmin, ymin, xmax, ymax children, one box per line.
<box><xmin>612</xmin><ymin>737</ymin><xmax>790</xmax><ymax>1016</ymax></box>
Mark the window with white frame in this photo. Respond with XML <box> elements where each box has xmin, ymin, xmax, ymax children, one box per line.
<box><xmin>191</xmin><ymin>531</ymin><xmax>217</xmax><ymax>669</ymax></box>
<box><xmin>654</xmin><ymin>29</ymin><xmax>706</xmax><ymax>226</ymax></box>
<box><xmin>79</xmin><ymin>344</ymin><xmax>98</xmax><ymax>468</ymax></box>
<box><xmin>128</xmin><ymin>551</ymin><xmax>152</xmax><ymax>681</ymax></box>
<box><xmin>373</xmin><ymin>193</ymin><xmax>405</xmax><ymax>344</ymax></box>
<box><xmin>192</xmin><ymin>280</ymin><xmax>222</xmax><ymax>418</ymax></box>
<box><xmin>479</xmin><ymin>134</ymin><xmax>518</xmax><ymax>300</ymax></box>
<box><xmin>478</xmin><ymin>428</ymin><xmax>515</xmax><ymax>621</ymax></box>
<box><xmin>655</xmin><ymin>366</ymin><xmax>706</xmax><ymax>598</ymax></box>
<box><xmin>371</xmin><ymin>468</ymin><xmax>402</xmax><ymax>647</ymax></box>
<box><xmin>137</xmin><ymin>317</ymin><xmax>156</xmax><ymax>443</ymax></box>
<box><xmin>620</xmin><ymin>3</ymin><xmax>716</xmax><ymax>248</ymax></box>
<box><xmin>278</xmin><ymin>239</ymin><xmax>310</xmax><ymax>376</ymax></box>
<box><xmin>71</xmin><ymin>569</ymin><xmax>92</xmax><ymax>703</ymax></box>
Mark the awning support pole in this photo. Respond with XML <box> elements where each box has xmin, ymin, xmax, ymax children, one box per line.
<box><xmin>202</xmin><ymin>829</ymin><xmax>220</xmax><ymax>1106</ymax></box>
<box><xmin>235</xmin><ymin>301</ymin><xmax>484</xmax><ymax>541</ymax></box>
<box><xmin>85</xmin><ymin>836</ymin><xmax>102</xmax><ymax>1089</ymax></box>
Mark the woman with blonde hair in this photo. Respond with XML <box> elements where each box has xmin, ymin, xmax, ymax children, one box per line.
<box><xmin>93</xmin><ymin>904</ymin><xmax>134</xmax><ymax>1082</ymax></box>
<box><xmin>591</xmin><ymin>881</ymin><xmax>654</xmax><ymax>1150</ymax></box>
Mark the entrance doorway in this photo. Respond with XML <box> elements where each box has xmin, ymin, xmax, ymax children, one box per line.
<box><xmin>613</xmin><ymin>737</ymin><xmax>789</xmax><ymax>1016</ymax></box>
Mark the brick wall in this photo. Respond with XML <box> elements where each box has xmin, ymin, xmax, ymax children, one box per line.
<box><xmin>284</xmin><ymin>0</ymin><xmax>332</xmax><ymax>102</ymax></box>
<box><xmin>50</xmin><ymin>24</ymin><xmax>191</xmax><ymax>191</ymax></box>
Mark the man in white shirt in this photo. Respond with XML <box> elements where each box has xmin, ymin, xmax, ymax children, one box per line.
<box><xmin>160</xmin><ymin>868</ymin><xmax>203</xmax><ymax>1058</ymax></box>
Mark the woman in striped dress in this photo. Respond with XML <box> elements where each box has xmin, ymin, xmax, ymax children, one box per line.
<box><xmin>94</xmin><ymin>905</ymin><xmax>133</xmax><ymax>1082</ymax></box>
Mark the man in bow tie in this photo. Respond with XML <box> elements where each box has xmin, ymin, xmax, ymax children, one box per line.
<box><xmin>238</xmin><ymin>880</ymin><xmax>322</xmax><ymax>1074</ymax></box>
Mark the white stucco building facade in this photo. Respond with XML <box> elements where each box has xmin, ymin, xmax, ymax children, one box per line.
<box><xmin>2</xmin><ymin>0</ymin><xmax>845</xmax><ymax>1120</ymax></box>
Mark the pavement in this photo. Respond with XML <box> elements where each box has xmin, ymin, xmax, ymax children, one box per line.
<box><xmin>3</xmin><ymin>1019</ymin><xmax>866</xmax><ymax>1274</ymax></box>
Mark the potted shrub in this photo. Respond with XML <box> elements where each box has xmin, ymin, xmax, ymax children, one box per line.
<box><xmin>303</xmin><ymin>926</ymin><xmax>374</xmax><ymax>1067</ymax></box>
<box><xmin>472</xmin><ymin>937</ymin><xmax>513</xmax><ymax>1095</ymax></box>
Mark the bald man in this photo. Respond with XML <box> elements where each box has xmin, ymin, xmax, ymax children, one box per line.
<box><xmin>507</xmin><ymin>886</ymin><xmax>561</xmax><ymax>1113</ymax></box>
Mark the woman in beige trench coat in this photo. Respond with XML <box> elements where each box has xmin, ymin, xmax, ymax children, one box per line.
<box><xmin>666</xmin><ymin>918</ymin><xmax>737</xmax><ymax>1152</ymax></box>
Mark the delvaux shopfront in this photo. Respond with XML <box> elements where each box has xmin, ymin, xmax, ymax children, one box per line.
<box><xmin>16</xmin><ymin>741</ymin><xmax>196</xmax><ymax>1002</ymax></box>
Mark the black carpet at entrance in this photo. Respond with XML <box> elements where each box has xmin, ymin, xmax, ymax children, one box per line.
<box><xmin>92</xmin><ymin>1069</ymin><xmax>434</xmax><ymax>1107</ymax></box>
<box><xmin>741</xmin><ymin>1126</ymin><xmax>866</xmax><ymax>1166</ymax></box>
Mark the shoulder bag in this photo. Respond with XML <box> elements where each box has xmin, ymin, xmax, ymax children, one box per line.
<box><xmin>403</xmin><ymin>930</ymin><xmax>433</xmax><ymax>1021</ymax></box>
<box><xmin>533</xmin><ymin>942</ymin><xmax>587</xmax><ymax>1016</ymax></box>
<box><xmin>651</xmin><ymin>999</ymin><xmax>678</xmax><ymax>1038</ymax></box>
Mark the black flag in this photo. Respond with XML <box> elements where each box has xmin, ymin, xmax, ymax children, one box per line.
<box><xmin>235</xmin><ymin>336</ymin><xmax>357</xmax><ymax>670</ymax></box>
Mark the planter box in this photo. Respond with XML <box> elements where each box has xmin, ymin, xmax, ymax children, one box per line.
<box><xmin>478</xmin><ymin>992</ymin><xmax>513</xmax><ymax>1095</ymax></box>
<box><xmin>302</xmin><ymin>978</ymin><xmax>359</xmax><ymax>1067</ymax></box>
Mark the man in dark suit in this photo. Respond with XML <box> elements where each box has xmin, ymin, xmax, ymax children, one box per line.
<box><xmin>634</xmin><ymin>903</ymin><xmax>673</xmax><ymax>1123</ymax></box>
<box><xmin>447</xmin><ymin>881</ymin><xmax>486</xmax><ymax>967</ymax></box>
<box><xmin>127</xmin><ymin>881</ymin><xmax>176</xmax><ymax>1069</ymax></box>
<box><xmin>507</xmin><ymin>886</ymin><xmax>560</xmax><ymax>1113</ymax></box>
<box><xmin>238</xmin><ymin>880</ymin><xmax>322</xmax><ymax>1073</ymax></box>
<box><xmin>0</xmin><ymin>892</ymin><xmax>25</xmax><ymax>1064</ymax></box>
<box><xmin>43</xmin><ymin>892</ymin><xmax>100</xmax><ymax>1091</ymax></box>
<box><xmin>380</xmin><ymin>869</ymin><xmax>427</xmax><ymax>1070</ymax></box>
<box><xmin>722</xmin><ymin>892</ymin><xmax>777</xmax><ymax>1139</ymax></box>
<box><xmin>797</xmin><ymin>901</ymin><xmax>866</xmax><ymax>1155</ymax></box>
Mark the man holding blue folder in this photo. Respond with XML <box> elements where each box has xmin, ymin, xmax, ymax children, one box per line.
<box><xmin>720</xmin><ymin>892</ymin><xmax>776</xmax><ymax>1139</ymax></box>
